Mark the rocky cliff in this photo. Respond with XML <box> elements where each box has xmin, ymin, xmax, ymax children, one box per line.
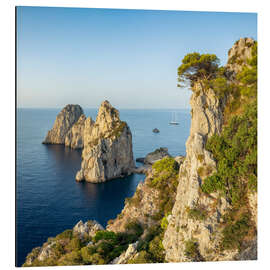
<box><xmin>43</xmin><ymin>104</ymin><xmax>84</xmax><ymax>144</ymax></box>
<box><xmin>64</xmin><ymin>114</ymin><xmax>86</xmax><ymax>149</ymax></box>
<box><xmin>75</xmin><ymin>101</ymin><xmax>135</xmax><ymax>183</ymax></box>
<box><xmin>163</xmin><ymin>38</ymin><xmax>257</xmax><ymax>262</ymax></box>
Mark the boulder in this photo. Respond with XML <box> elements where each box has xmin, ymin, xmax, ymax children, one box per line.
<box><xmin>43</xmin><ymin>104</ymin><xmax>84</xmax><ymax>144</ymax></box>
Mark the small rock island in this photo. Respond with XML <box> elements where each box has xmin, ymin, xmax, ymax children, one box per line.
<box><xmin>43</xmin><ymin>104</ymin><xmax>84</xmax><ymax>145</ymax></box>
<box><xmin>43</xmin><ymin>101</ymin><xmax>135</xmax><ymax>183</ymax></box>
<box><xmin>76</xmin><ymin>101</ymin><xmax>135</xmax><ymax>183</ymax></box>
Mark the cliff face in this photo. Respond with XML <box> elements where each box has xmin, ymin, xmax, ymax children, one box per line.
<box><xmin>43</xmin><ymin>104</ymin><xmax>84</xmax><ymax>144</ymax></box>
<box><xmin>65</xmin><ymin>114</ymin><xmax>86</xmax><ymax>149</ymax></box>
<box><xmin>75</xmin><ymin>101</ymin><xmax>135</xmax><ymax>183</ymax></box>
<box><xmin>163</xmin><ymin>38</ymin><xmax>257</xmax><ymax>262</ymax></box>
<box><xmin>163</xmin><ymin>87</ymin><xmax>230</xmax><ymax>262</ymax></box>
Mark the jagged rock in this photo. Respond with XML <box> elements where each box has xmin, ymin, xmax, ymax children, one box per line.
<box><xmin>226</xmin><ymin>37</ymin><xmax>256</xmax><ymax>76</ymax></box>
<box><xmin>76</xmin><ymin>101</ymin><xmax>135</xmax><ymax>183</ymax></box>
<box><xmin>110</xmin><ymin>241</ymin><xmax>139</xmax><ymax>264</ymax></box>
<box><xmin>24</xmin><ymin>247</ymin><xmax>41</xmax><ymax>265</ymax></box>
<box><xmin>37</xmin><ymin>242</ymin><xmax>56</xmax><ymax>261</ymax></box>
<box><xmin>163</xmin><ymin>84</ymin><xmax>230</xmax><ymax>262</ymax></box>
<box><xmin>43</xmin><ymin>104</ymin><xmax>84</xmax><ymax>144</ymax></box>
<box><xmin>65</xmin><ymin>114</ymin><xmax>86</xmax><ymax>149</ymax></box>
<box><xmin>73</xmin><ymin>220</ymin><xmax>104</xmax><ymax>239</ymax></box>
<box><xmin>152</xmin><ymin>128</ymin><xmax>160</xmax><ymax>133</ymax></box>
<box><xmin>107</xmin><ymin>173</ymin><xmax>162</xmax><ymax>233</ymax></box>
<box><xmin>144</xmin><ymin>147</ymin><xmax>171</xmax><ymax>164</ymax></box>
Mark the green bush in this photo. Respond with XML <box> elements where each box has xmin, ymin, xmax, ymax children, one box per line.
<box><xmin>93</xmin><ymin>231</ymin><xmax>116</xmax><ymax>243</ymax></box>
<box><xmin>221</xmin><ymin>212</ymin><xmax>250</xmax><ymax>250</ymax></box>
<box><xmin>187</xmin><ymin>206</ymin><xmax>207</xmax><ymax>221</ymax></box>
<box><xmin>184</xmin><ymin>239</ymin><xmax>201</xmax><ymax>261</ymax></box>
<box><xmin>56</xmin><ymin>229</ymin><xmax>73</xmax><ymax>240</ymax></box>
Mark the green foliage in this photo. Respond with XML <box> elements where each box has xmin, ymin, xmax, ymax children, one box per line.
<box><xmin>57</xmin><ymin>250</ymin><xmax>82</xmax><ymax>266</ymax></box>
<box><xmin>93</xmin><ymin>230</ymin><xmax>116</xmax><ymax>243</ymax></box>
<box><xmin>161</xmin><ymin>215</ymin><xmax>169</xmax><ymax>230</ymax></box>
<box><xmin>125</xmin><ymin>221</ymin><xmax>143</xmax><ymax>237</ymax></box>
<box><xmin>66</xmin><ymin>236</ymin><xmax>82</xmax><ymax>252</ymax></box>
<box><xmin>186</xmin><ymin>206</ymin><xmax>207</xmax><ymax>221</ymax></box>
<box><xmin>237</xmin><ymin>41</ymin><xmax>257</xmax><ymax>98</ymax></box>
<box><xmin>221</xmin><ymin>212</ymin><xmax>251</xmax><ymax>250</ymax></box>
<box><xmin>184</xmin><ymin>239</ymin><xmax>201</xmax><ymax>261</ymax></box>
<box><xmin>128</xmin><ymin>250</ymin><xmax>153</xmax><ymax>264</ymax></box>
<box><xmin>202</xmin><ymin>101</ymin><xmax>257</xmax><ymax>201</ymax></box>
<box><xmin>177</xmin><ymin>53</ymin><xmax>220</xmax><ymax>88</ymax></box>
<box><xmin>55</xmin><ymin>229</ymin><xmax>73</xmax><ymax>240</ymax></box>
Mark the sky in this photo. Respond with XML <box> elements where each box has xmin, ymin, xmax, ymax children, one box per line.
<box><xmin>16</xmin><ymin>7</ymin><xmax>257</xmax><ymax>109</ymax></box>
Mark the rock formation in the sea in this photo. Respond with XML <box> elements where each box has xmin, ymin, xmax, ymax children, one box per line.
<box><xmin>136</xmin><ymin>147</ymin><xmax>171</xmax><ymax>165</ymax></box>
<box><xmin>43</xmin><ymin>104</ymin><xmax>84</xmax><ymax>144</ymax></box>
<box><xmin>152</xmin><ymin>128</ymin><xmax>160</xmax><ymax>133</ymax></box>
<box><xmin>162</xmin><ymin>38</ymin><xmax>257</xmax><ymax>262</ymax></box>
<box><xmin>75</xmin><ymin>100</ymin><xmax>135</xmax><ymax>183</ymax></box>
<box><xmin>64</xmin><ymin>114</ymin><xmax>86</xmax><ymax>149</ymax></box>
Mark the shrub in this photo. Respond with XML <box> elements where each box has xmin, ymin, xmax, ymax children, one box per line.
<box><xmin>221</xmin><ymin>212</ymin><xmax>250</xmax><ymax>250</ymax></box>
<box><xmin>93</xmin><ymin>231</ymin><xmax>116</xmax><ymax>243</ymax></box>
<box><xmin>125</xmin><ymin>221</ymin><xmax>143</xmax><ymax>237</ymax></box>
<box><xmin>128</xmin><ymin>251</ymin><xmax>153</xmax><ymax>264</ymax></box>
<box><xmin>187</xmin><ymin>206</ymin><xmax>207</xmax><ymax>221</ymax></box>
<box><xmin>56</xmin><ymin>229</ymin><xmax>73</xmax><ymax>240</ymax></box>
<box><xmin>184</xmin><ymin>239</ymin><xmax>201</xmax><ymax>261</ymax></box>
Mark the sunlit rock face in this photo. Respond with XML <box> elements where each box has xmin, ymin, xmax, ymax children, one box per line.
<box><xmin>43</xmin><ymin>104</ymin><xmax>84</xmax><ymax>145</ymax></box>
<box><xmin>75</xmin><ymin>101</ymin><xmax>135</xmax><ymax>183</ymax></box>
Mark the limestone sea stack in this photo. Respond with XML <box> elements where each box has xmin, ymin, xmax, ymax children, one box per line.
<box><xmin>43</xmin><ymin>104</ymin><xmax>84</xmax><ymax>144</ymax></box>
<box><xmin>65</xmin><ymin>114</ymin><xmax>86</xmax><ymax>149</ymax></box>
<box><xmin>76</xmin><ymin>100</ymin><xmax>135</xmax><ymax>183</ymax></box>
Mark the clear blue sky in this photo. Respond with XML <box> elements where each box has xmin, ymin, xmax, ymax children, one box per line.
<box><xmin>17</xmin><ymin>7</ymin><xmax>257</xmax><ymax>109</ymax></box>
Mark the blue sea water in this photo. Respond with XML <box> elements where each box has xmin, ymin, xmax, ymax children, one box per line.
<box><xmin>16</xmin><ymin>108</ymin><xmax>190</xmax><ymax>266</ymax></box>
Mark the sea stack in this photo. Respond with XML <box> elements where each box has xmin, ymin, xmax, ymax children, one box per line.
<box><xmin>43</xmin><ymin>104</ymin><xmax>84</xmax><ymax>145</ymax></box>
<box><xmin>65</xmin><ymin>114</ymin><xmax>86</xmax><ymax>149</ymax></box>
<box><xmin>76</xmin><ymin>100</ymin><xmax>135</xmax><ymax>183</ymax></box>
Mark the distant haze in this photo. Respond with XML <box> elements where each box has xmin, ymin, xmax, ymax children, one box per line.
<box><xmin>17</xmin><ymin>7</ymin><xmax>257</xmax><ymax>109</ymax></box>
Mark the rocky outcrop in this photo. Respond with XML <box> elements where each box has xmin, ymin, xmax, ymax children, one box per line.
<box><xmin>106</xmin><ymin>172</ymin><xmax>161</xmax><ymax>233</ymax></box>
<box><xmin>226</xmin><ymin>37</ymin><xmax>256</xmax><ymax>76</ymax></box>
<box><xmin>110</xmin><ymin>241</ymin><xmax>139</xmax><ymax>264</ymax></box>
<box><xmin>65</xmin><ymin>115</ymin><xmax>86</xmax><ymax>149</ymax></box>
<box><xmin>43</xmin><ymin>104</ymin><xmax>84</xmax><ymax>144</ymax></box>
<box><xmin>75</xmin><ymin>101</ymin><xmax>135</xmax><ymax>183</ymax></box>
<box><xmin>163</xmin><ymin>86</ymin><xmax>230</xmax><ymax>262</ymax></box>
<box><xmin>73</xmin><ymin>220</ymin><xmax>104</xmax><ymax>239</ymax></box>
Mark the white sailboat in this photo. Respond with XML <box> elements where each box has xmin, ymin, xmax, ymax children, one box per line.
<box><xmin>169</xmin><ymin>111</ymin><xmax>179</xmax><ymax>125</ymax></box>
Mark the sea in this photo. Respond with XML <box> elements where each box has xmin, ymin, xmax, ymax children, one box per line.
<box><xmin>16</xmin><ymin>108</ymin><xmax>191</xmax><ymax>266</ymax></box>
